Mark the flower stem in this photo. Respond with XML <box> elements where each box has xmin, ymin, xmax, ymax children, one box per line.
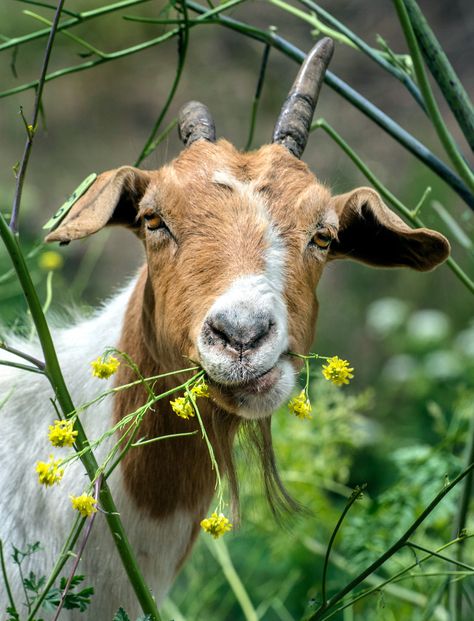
<box><xmin>393</xmin><ymin>0</ymin><xmax>474</xmax><ymax>193</ymax></box>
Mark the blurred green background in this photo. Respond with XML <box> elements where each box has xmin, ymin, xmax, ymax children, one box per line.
<box><xmin>1</xmin><ymin>0</ymin><xmax>473</xmax><ymax>619</ymax></box>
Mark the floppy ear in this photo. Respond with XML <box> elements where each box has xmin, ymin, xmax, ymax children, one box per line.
<box><xmin>329</xmin><ymin>187</ymin><xmax>450</xmax><ymax>271</ymax></box>
<box><xmin>45</xmin><ymin>166</ymin><xmax>150</xmax><ymax>244</ymax></box>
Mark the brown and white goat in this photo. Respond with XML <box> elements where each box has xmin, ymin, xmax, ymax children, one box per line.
<box><xmin>0</xmin><ymin>38</ymin><xmax>449</xmax><ymax>618</ymax></box>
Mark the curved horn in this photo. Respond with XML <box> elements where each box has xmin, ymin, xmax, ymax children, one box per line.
<box><xmin>272</xmin><ymin>37</ymin><xmax>334</xmax><ymax>158</ymax></box>
<box><xmin>178</xmin><ymin>101</ymin><xmax>216</xmax><ymax>146</ymax></box>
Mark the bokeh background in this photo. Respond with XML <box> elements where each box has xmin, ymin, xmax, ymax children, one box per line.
<box><xmin>1</xmin><ymin>1</ymin><xmax>473</xmax><ymax>619</ymax></box>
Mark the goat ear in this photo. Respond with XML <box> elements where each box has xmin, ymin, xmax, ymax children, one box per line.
<box><xmin>45</xmin><ymin>166</ymin><xmax>150</xmax><ymax>244</ymax></box>
<box><xmin>329</xmin><ymin>187</ymin><xmax>450</xmax><ymax>271</ymax></box>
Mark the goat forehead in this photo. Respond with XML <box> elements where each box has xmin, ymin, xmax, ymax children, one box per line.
<box><xmin>154</xmin><ymin>143</ymin><xmax>332</xmax><ymax>232</ymax></box>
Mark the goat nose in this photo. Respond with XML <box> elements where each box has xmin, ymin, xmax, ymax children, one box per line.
<box><xmin>205</xmin><ymin>311</ymin><xmax>273</xmax><ymax>353</ymax></box>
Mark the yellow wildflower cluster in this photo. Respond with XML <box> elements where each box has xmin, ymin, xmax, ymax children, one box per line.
<box><xmin>200</xmin><ymin>512</ymin><xmax>233</xmax><ymax>539</ymax></box>
<box><xmin>288</xmin><ymin>390</ymin><xmax>312</xmax><ymax>420</ymax></box>
<box><xmin>171</xmin><ymin>378</ymin><xmax>209</xmax><ymax>419</ymax></box>
<box><xmin>48</xmin><ymin>419</ymin><xmax>78</xmax><ymax>448</ymax></box>
<box><xmin>38</xmin><ymin>250</ymin><xmax>63</xmax><ymax>271</ymax></box>
<box><xmin>90</xmin><ymin>355</ymin><xmax>120</xmax><ymax>379</ymax></box>
<box><xmin>36</xmin><ymin>455</ymin><xmax>64</xmax><ymax>486</ymax></box>
<box><xmin>70</xmin><ymin>493</ymin><xmax>98</xmax><ymax>518</ymax></box>
<box><xmin>322</xmin><ymin>356</ymin><xmax>354</xmax><ymax>386</ymax></box>
<box><xmin>191</xmin><ymin>378</ymin><xmax>210</xmax><ymax>398</ymax></box>
<box><xmin>170</xmin><ymin>396</ymin><xmax>195</xmax><ymax>420</ymax></box>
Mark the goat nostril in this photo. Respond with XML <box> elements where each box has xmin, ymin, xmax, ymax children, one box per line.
<box><xmin>205</xmin><ymin>314</ymin><xmax>273</xmax><ymax>352</ymax></box>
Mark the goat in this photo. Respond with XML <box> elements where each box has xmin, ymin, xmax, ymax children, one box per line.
<box><xmin>0</xmin><ymin>38</ymin><xmax>449</xmax><ymax>619</ymax></box>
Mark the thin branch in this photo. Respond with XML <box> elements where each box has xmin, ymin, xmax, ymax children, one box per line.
<box><xmin>402</xmin><ymin>0</ymin><xmax>474</xmax><ymax>150</ymax></box>
<box><xmin>449</xmin><ymin>413</ymin><xmax>474</xmax><ymax>619</ymax></box>
<box><xmin>245</xmin><ymin>41</ymin><xmax>271</xmax><ymax>150</ymax></box>
<box><xmin>135</xmin><ymin>0</ymin><xmax>190</xmax><ymax>166</ymax></box>
<box><xmin>307</xmin><ymin>464</ymin><xmax>474</xmax><ymax>619</ymax></box>
<box><xmin>406</xmin><ymin>541</ymin><xmax>474</xmax><ymax>572</ymax></box>
<box><xmin>0</xmin><ymin>341</ymin><xmax>45</xmax><ymax>369</ymax></box>
<box><xmin>10</xmin><ymin>0</ymin><xmax>66</xmax><ymax>233</ymax></box>
<box><xmin>0</xmin><ymin>359</ymin><xmax>45</xmax><ymax>374</ymax></box>
<box><xmin>51</xmin><ymin>477</ymin><xmax>103</xmax><ymax>621</ymax></box>
<box><xmin>321</xmin><ymin>486</ymin><xmax>366</xmax><ymax>605</ymax></box>
<box><xmin>0</xmin><ymin>540</ymin><xmax>17</xmax><ymax>615</ymax></box>
<box><xmin>393</xmin><ymin>0</ymin><xmax>474</xmax><ymax>193</ymax></box>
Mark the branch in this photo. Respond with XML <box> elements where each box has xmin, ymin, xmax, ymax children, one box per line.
<box><xmin>307</xmin><ymin>463</ymin><xmax>474</xmax><ymax>619</ymax></box>
<box><xmin>10</xmin><ymin>0</ymin><xmax>66</xmax><ymax>233</ymax></box>
<box><xmin>393</xmin><ymin>0</ymin><xmax>474</xmax><ymax>193</ymax></box>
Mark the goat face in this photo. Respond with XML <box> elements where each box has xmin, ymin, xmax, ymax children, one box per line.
<box><xmin>45</xmin><ymin>39</ymin><xmax>449</xmax><ymax>420</ymax></box>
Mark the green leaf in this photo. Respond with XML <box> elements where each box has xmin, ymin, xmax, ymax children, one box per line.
<box><xmin>113</xmin><ymin>608</ymin><xmax>131</xmax><ymax>621</ymax></box>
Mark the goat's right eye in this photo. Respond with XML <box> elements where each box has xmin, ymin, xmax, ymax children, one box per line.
<box><xmin>143</xmin><ymin>213</ymin><xmax>165</xmax><ymax>231</ymax></box>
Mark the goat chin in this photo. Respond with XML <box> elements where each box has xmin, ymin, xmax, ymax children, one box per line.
<box><xmin>0</xmin><ymin>277</ymin><xmax>191</xmax><ymax>619</ymax></box>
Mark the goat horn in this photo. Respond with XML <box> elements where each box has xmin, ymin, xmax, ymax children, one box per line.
<box><xmin>272</xmin><ymin>37</ymin><xmax>334</xmax><ymax>158</ymax></box>
<box><xmin>178</xmin><ymin>101</ymin><xmax>216</xmax><ymax>146</ymax></box>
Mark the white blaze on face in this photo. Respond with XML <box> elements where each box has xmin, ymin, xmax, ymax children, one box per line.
<box><xmin>197</xmin><ymin>171</ymin><xmax>295</xmax><ymax>419</ymax></box>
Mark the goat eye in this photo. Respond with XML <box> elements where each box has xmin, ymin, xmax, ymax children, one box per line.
<box><xmin>143</xmin><ymin>213</ymin><xmax>165</xmax><ymax>231</ymax></box>
<box><xmin>312</xmin><ymin>230</ymin><xmax>332</xmax><ymax>250</ymax></box>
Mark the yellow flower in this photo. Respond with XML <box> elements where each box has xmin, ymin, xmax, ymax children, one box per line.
<box><xmin>70</xmin><ymin>493</ymin><xmax>98</xmax><ymax>518</ymax></box>
<box><xmin>48</xmin><ymin>419</ymin><xmax>78</xmax><ymax>448</ymax></box>
<box><xmin>288</xmin><ymin>390</ymin><xmax>312</xmax><ymax>420</ymax></box>
<box><xmin>200</xmin><ymin>512</ymin><xmax>233</xmax><ymax>539</ymax></box>
<box><xmin>170</xmin><ymin>396</ymin><xmax>195</xmax><ymax>420</ymax></box>
<box><xmin>191</xmin><ymin>378</ymin><xmax>210</xmax><ymax>398</ymax></box>
<box><xmin>36</xmin><ymin>455</ymin><xmax>64</xmax><ymax>486</ymax></box>
<box><xmin>322</xmin><ymin>356</ymin><xmax>354</xmax><ymax>386</ymax></box>
<box><xmin>90</xmin><ymin>355</ymin><xmax>120</xmax><ymax>379</ymax></box>
<box><xmin>38</xmin><ymin>250</ymin><xmax>63</xmax><ymax>271</ymax></box>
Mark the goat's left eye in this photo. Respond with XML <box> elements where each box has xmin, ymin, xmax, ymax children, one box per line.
<box><xmin>144</xmin><ymin>213</ymin><xmax>165</xmax><ymax>231</ymax></box>
<box><xmin>311</xmin><ymin>230</ymin><xmax>332</xmax><ymax>250</ymax></box>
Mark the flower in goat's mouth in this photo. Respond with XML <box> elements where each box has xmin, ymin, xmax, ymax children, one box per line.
<box><xmin>200</xmin><ymin>512</ymin><xmax>233</xmax><ymax>538</ymax></box>
<box><xmin>288</xmin><ymin>390</ymin><xmax>312</xmax><ymax>420</ymax></box>
<box><xmin>322</xmin><ymin>356</ymin><xmax>354</xmax><ymax>386</ymax></box>
<box><xmin>170</xmin><ymin>396</ymin><xmax>195</xmax><ymax>420</ymax></box>
<box><xmin>171</xmin><ymin>377</ymin><xmax>210</xmax><ymax>419</ymax></box>
<box><xmin>191</xmin><ymin>378</ymin><xmax>210</xmax><ymax>398</ymax></box>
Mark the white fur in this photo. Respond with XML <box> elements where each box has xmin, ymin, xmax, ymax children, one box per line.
<box><xmin>0</xmin><ymin>280</ymin><xmax>193</xmax><ymax>619</ymax></box>
<box><xmin>198</xmin><ymin>176</ymin><xmax>295</xmax><ymax>417</ymax></box>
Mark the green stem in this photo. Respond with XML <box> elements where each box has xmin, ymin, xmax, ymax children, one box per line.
<box><xmin>321</xmin><ymin>486</ymin><xmax>366</xmax><ymax>605</ymax></box>
<box><xmin>0</xmin><ymin>213</ymin><xmax>162</xmax><ymax>619</ymax></box>
<box><xmin>278</xmin><ymin>0</ymin><xmax>426</xmax><ymax>109</ymax></box>
<box><xmin>402</xmin><ymin>0</ymin><xmax>474</xmax><ymax>150</ymax></box>
<box><xmin>0</xmin><ymin>358</ymin><xmax>45</xmax><ymax>374</ymax></box>
<box><xmin>307</xmin><ymin>466</ymin><xmax>474</xmax><ymax>619</ymax></box>
<box><xmin>10</xmin><ymin>0</ymin><xmax>66</xmax><ymax>233</ymax></box>
<box><xmin>393</xmin><ymin>0</ymin><xmax>474</xmax><ymax>192</ymax></box>
<box><xmin>0</xmin><ymin>539</ymin><xmax>17</xmax><ymax>615</ymax></box>
<box><xmin>311</xmin><ymin>118</ymin><xmax>474</xmax><ymax>295</ymax></box>
<box><xmin>208</xmin><ymin>538</ymin><xmax>259</xmax><ymax>621</ymax></box>
<box><xmin>27</xmin><ymin>514</ymin><xmax>84</xmax><ymax>620</ymax></box>
<box><xmin>302</xmin><ymin>537</ymin><xmax>448</xmax><ymax>619</ymax></box>
<box><xmin>245</xmin><ymin>41</ymin><xmax>271</xmax><ymax>151</ymax></box>
<box><xmin>0</xmin><ymin>0</ymin><xmax>153</xmax><ymax>52</ymax></box>
<box><xmin>135</xmin><ymin>0</ymin><xmax>190</xmax><ymax>166</ymax></box>
<box><xmin>23</xmin><ymin>9</ymin><xmax>108</xmax><ymax>58</ymax></box>
<box><xmin>449</xmin><ymin>413</ymin><xmax>474</xmax><ymax>620</ymax></box>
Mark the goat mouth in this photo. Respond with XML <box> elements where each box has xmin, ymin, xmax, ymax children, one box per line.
<box><xmin>208</xmin><ymin>364</ymin><xmax>282</xmax><ymax>398</ymax></box>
